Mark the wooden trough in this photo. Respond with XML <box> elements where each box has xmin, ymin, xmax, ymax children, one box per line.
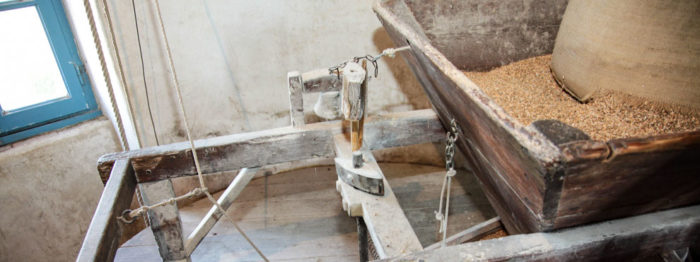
<box><xmin>373</xmin><ymin>0</ymin><xmax>700</xmax><ymax>234</ymax></box>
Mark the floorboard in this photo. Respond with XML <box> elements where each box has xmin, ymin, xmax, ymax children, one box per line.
<box><xmin>114</xmin><ymin>163</ymin><xmax>495</xmax><ymax>261</ymax></box>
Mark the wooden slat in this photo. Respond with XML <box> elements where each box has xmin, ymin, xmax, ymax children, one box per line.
<box><xmin>139</xmin><ymin>180</ymin><xmax>188</xmax><ymax>261</ymax></box>
<box><xmin>288</xmin><ymin>71</ymin><xmax>305</xmax><ymax>127</ymax></box>
<box><xmin>77</xmin><ymin>159</ymin><xmax>136</xmax><ymax>262</ymax></box>
<box><xmin>555</xmin><ymin>131</ymin><xmax>700</xmax><ymax>229</ymax></box>
<box><xmin>424</xmin><ymin>216</ymin><xmax>502</xmax><ymax>250</ymax></box>
<box><xmin>301</xmin><ymin>68</ymin><xmax>342</xmax><ymax>93</ymax></box>
<box><xmin>334</xmin><ymin>135</ymin><xmax>422</xmax><ymax>258</ymax></box>
<box><xmin>382</xmin><ymin>205</ymin><xmax>700</xmax><ymax>261</ymax></box>
<box><xmin>184</xmin><ymin>168</ymin><xmax>259</xmax><ymax>255</ymax></box>
<box><xmin>97</xmin><ymin>109</ymin><xmax>444</xmax><ymax>183</ymax></box>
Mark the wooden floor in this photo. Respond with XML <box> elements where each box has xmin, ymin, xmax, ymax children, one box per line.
<box><xmin>114</xmin><ymin>163</ymin><xmax>496</xmax><ymax>261</ymax></box>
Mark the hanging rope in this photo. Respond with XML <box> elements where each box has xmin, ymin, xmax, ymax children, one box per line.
<box><xmin>82</xmin><ymin>0</ymin><xmax>129</xmax><ymax>151</ymax></box>
<box><xmin>435</xmin><ymin>119</ymin><xmax>458</xmax><ymax>248</ymax></box>
<box><xmin>117</xmin><ymin>1</ymin><xmax>269</xmax><ymax>260</ymax></box>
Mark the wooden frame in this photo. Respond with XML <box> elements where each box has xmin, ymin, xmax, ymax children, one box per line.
<box><xmin>80</xmin><ymin>109</ymin><xmax>444</xmax><ymax>261</ymax></box>
<box><xmin>79</xmin><ymin>107</ymin><xmax>700</xmax><ymax>262</ymax></box>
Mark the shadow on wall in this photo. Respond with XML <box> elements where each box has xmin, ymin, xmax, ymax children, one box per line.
<box><xmin>372</xmin><ymin>28</ymin><xmax>431</xmax><ymax>111</ymax></box>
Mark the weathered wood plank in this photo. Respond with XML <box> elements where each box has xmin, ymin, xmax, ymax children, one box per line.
<box><xmin>184</xmin><ymin>168</ymin><xmax>259</xmax><ymax>255</ymax></box>
<box><xmin>555</xmin><ymin>131</ymin><xmax>700</xmax><ymax>229</ymax></box>
<box><xmin>301</xmin><ymin>68</ymin><xmax>342</xmax><ymax>93</ymax></box>
<box><xmin>424</xmin><ymin>216</ymin><xmax>502</xmax><ymax>250</ymax></box>
<box><xmin>139</xmin><ymin>180</ymin><xmax>188</xmax><ymax>261</ymax></box>
<box><xmin>383</xmin><ymin>205</ymin><xmax>700</xmax><ymax>261</ymax></box>
<box><xmin>77</xmin><ymin>159</ymin><xmax>136</xmax><ymax>262</ymax></box>
<box><xmin>97</xmin><ymin>109</ymin><xmax>444</xmax><ymax>183</ymax></box>
<box><xmin>288</xmin><ymin>71</ymin><xmax>305</xmax><ymax>127</ymax></box>
<box><xmin>334</xmin><ymin>135</ymin><xmax>423</xmax><ymax>258</ymax></box>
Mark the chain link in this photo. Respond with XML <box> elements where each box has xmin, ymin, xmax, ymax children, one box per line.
<box><xmin>445</xmin><ymin>119</ymin><xmax>458</xmax><ymax>171</ymax></box>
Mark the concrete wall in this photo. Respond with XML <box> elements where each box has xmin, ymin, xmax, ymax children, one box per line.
<box><xmin>0</xmin><ymin>118</ymin><xmax>121</xmax><ymax>262</ymax></box>
<box><xmin>103</xmin><ymin>0</ymin><xmax>428</xmax><ymax>147</ymax></box>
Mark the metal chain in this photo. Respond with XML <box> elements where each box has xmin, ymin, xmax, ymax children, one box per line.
<box><xmin>436</xmin><ymin>118</ymin><xmax>459</xmax><ymax>247</ymax></box>
<box><xmin>445</xmin><ymin>119</ymin><xmax>458</xmax><ymax>171</ymax></box>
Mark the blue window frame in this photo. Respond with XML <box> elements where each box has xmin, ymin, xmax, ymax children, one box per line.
<box><xmin>0</xmin><ymin>0</ymin><xmax>100</xmax><ymax>145</ymax></box>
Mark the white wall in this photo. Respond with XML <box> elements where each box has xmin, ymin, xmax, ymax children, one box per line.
<box><xmin>0</xmin><ymin>119</ymin><xmax>121</xmax><ymax>262</ymax></box>
<box><xmin>103</xmin><ymin>0</ymin><xmax>429</xmax><ymax>147</ymax></box>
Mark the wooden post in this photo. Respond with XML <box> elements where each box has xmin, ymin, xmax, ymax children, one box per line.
<box><xmin>288</xmin><ymin>71</ymin><xmax>304</xmax><ymax>127</ymax></box>
<box><xmin>139</xmin><ymin>180</ymin><xmax>189</xmax><ymax>262</ymax></box>
<box><xmin>341</xmin><ymin>62</ymin><xmax>366</xmax><ymax>151</ymax></box>
<box><xmin>77</xmin><ymin>159</ymin><xmax>136</xmax><ymax>262</ymax></box>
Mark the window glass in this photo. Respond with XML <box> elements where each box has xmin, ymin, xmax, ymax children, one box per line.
<box><xmin>0</xmin><ymin>6</ymin><xmax>68</xmax><ymax>112</ymax></box>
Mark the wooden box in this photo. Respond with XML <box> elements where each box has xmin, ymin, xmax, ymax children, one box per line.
<box><xmin>374</xmin><ymin>0</ymin><xmax>700</xmax><ymax>233</ymax></box>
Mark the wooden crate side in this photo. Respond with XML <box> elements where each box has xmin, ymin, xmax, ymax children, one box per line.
<box><xmin>375</xmin><ymin>2</ymin><xmax>564</xmax><ymax>233</ymax></box>
<box><xmin>555</xmin><ymin>131</ymin><xmax>700</xmax><ymax>229</ymax></box>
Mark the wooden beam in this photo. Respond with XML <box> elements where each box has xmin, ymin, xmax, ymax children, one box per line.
<box><xmin>184</xmin><ymin>168</ymin><xmax>259</xmax><ymax>255</ymax></box>
<box><xmin>301</xmin><ymin>68</ymin><xmax>342</xmax><ymax>93</ymax></box>
<box><xmin>381</xmin><ymin>205</ymin><xmax>700</xmax><ymax>261</ymax></box>
<box><xmin>139</xmin><ymin>180</ymin><xmax>189</xmax><ymax>262</ymax></box>
<box><xmin>97</xmin><ymin>109</ymin><xmax>444</xmax><ymax>183</ymax></box>
<box><xmin>77</xmin><ymin>159</ymin><xmax>136</xmax><ymax>262</ymax></box>
<box><xmin>424</xmin><ymin>217</ymin><xmax>502</xmax><ymax>250</ymax></box>
<box><xmin>334</xmin><ymin>135</ymin><xmax>423</xmax><ymax>258</ymax></box>
<box><xmin>288</xmin><ymin>71</ymin><xmax>305</xmax><ymax>127</ymax></box>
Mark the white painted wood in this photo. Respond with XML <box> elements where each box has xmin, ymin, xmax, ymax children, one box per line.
<box><xmin>334</xmin><ymin>135</ymin><xmax>423</xmax><ymax>258</ymax></box>
<box><xmin>341</xmin><ymin>62</ymin><xmax>366</xmax><ymax>121</ymax></box>
<box><xmin>139</xmin><ymin>179</ymin><xmax>189</xmax><ymax>262</ymax></box>
<box><xmin>288</xmin><ymin>71</ymin><xmax>305</xmax><ymax>127</ymax></box>
<box><xmin>302</xmin><ymin>68</ymin><xmax>342</xmax><ymax>93</ymax></box>
<box><xmin>184</xmin><ymin>167</ymin><xmax>259</xmax><ymax>255</ymax></box>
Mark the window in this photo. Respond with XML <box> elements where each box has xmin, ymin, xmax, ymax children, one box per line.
<box><xmin>0</xmin><ymin>0</ymin><xmax>100</xmax><ymax>145</ymax></box>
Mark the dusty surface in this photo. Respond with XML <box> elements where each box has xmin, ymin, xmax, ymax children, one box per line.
<box><xmin>464</xmin><ymin>55</ymin><xmax>700</xmax><ymax>141</ymax></box>
<box><xmin>114</xmin><ymin>164</ymin><xmax>495</xmax><ymax>261</ymax></box>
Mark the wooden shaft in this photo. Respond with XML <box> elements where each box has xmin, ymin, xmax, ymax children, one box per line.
<box><xmin>351</xmin><ymin>61</ymin><xmax>368</xmax><ymax>152</ymax></box>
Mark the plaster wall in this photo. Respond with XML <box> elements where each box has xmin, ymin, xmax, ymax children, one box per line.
<box><xmin>103</xmin><ymin>0</ymin><xmax>429</xmax><ymax>147</ymax></box>
<box><xmin>0</xmin><ymin>118</ymin><xmax>121</xmax><ymax>262</ymax></box>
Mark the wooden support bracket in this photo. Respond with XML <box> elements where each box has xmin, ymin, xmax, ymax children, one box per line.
<box><xmin>334</xmin><ymin>134</ymin><xmax>423</xmax><ymax>258</ymax></box>
<box><xmin>184</xmin><ymin>168</ymin><xmax>259</xmax><ymax>255</ymax></box>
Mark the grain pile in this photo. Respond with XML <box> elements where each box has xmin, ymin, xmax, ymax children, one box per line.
<box><xmin>463</xmin><ymin>55</ymin><xmax>700</xmax><ymax>141</ymax></box>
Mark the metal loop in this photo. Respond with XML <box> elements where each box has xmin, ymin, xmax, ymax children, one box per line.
<box><xmin>118</xmin><ymin>209</ymin><xmax>137</xmax><ymax>224</ymax></box>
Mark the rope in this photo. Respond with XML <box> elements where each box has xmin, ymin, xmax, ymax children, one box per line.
<box><xmin>82</xmin><ymin>0</ymin><xmax>129</xmax><ymax>151</ymax></box>
<box><xmin>154</xmin><ymin>0</ymin><xmax>268</xmax><ymax>260</ymax></box>
<box><xmin>435</xmin><ymin>119</ymin><xmax>459</xmax><ymax>248</ymax></box>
